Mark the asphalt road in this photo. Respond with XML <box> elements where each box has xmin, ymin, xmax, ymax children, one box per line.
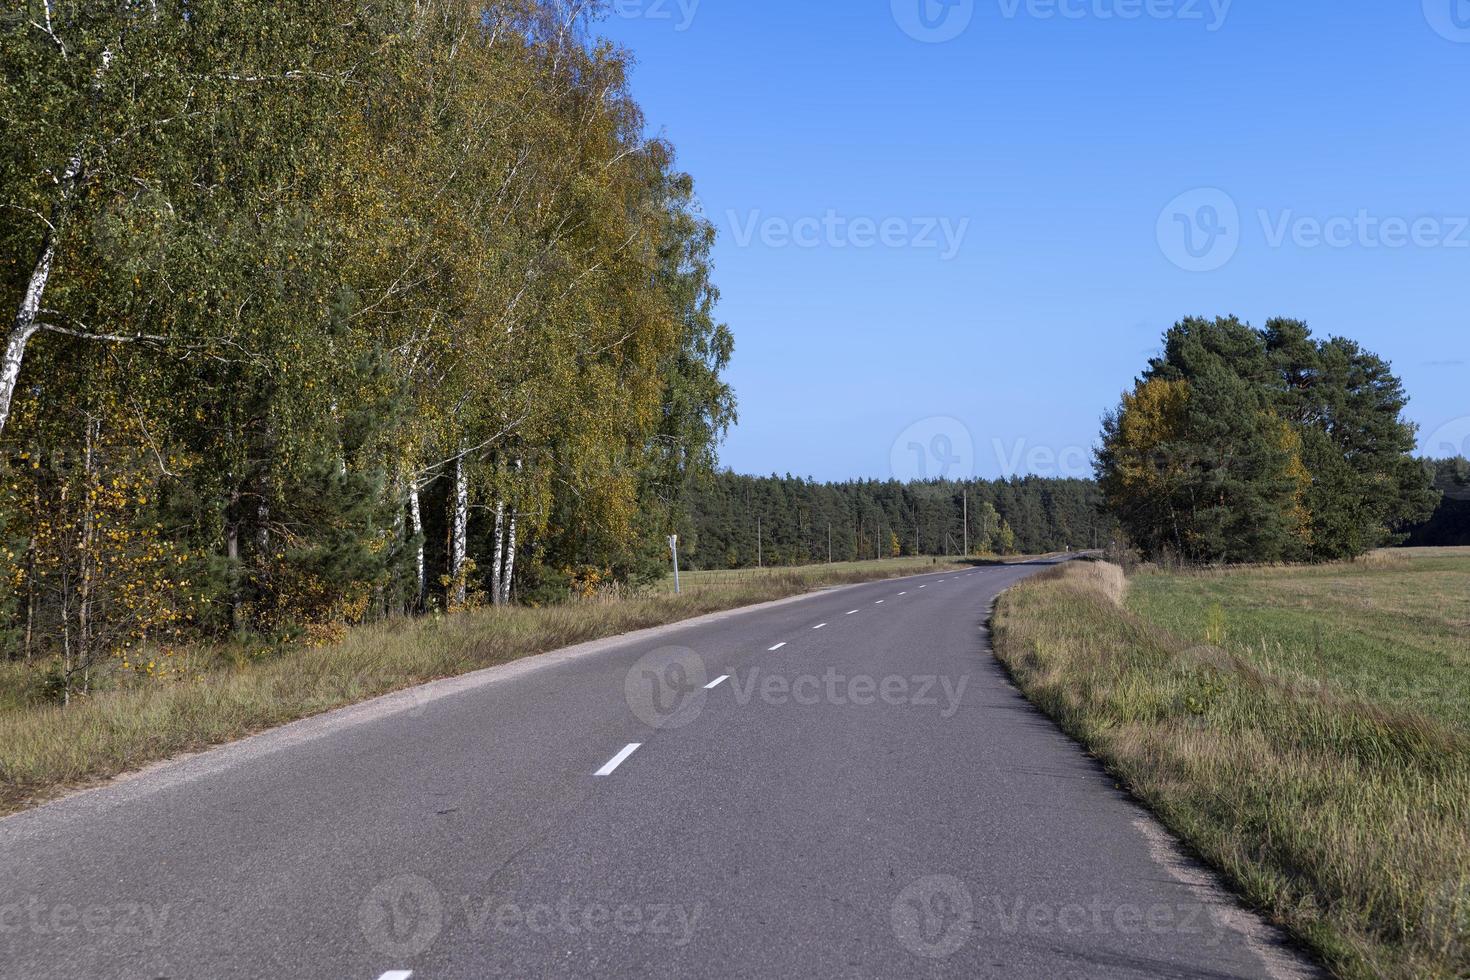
<box><xmin>0</xmin><ymin>559</ymin><xmax>1316</xmax><ymax>979</ymax></box>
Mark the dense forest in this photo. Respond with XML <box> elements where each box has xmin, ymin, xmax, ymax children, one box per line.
<box><xmin>0</xmin><ymin>2</ymin><xmax>734</xmax><ymax>694</ymax></box>
<box><xmin>677</xmin><ymin>473</ymin><xmax>1115</xmax><ymax>569</ymax></box>
<box><xmin>1096</xmin><ymin>317</ymin><xmax>1438</xmax><ymax>564</ymax></box>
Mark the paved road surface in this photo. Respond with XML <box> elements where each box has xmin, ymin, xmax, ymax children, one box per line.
<box><xmin>0</xmin><ymin>559</ymin><xmax>1316</xmax><ymax>979</ymax></box>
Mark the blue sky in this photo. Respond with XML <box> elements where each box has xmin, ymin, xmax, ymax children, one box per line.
<box><xmin>596</xmin><ymin>1</ymin><xmax>1470</xmax><ymax>482</ymax></box>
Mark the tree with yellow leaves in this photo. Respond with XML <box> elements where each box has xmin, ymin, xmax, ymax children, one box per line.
<box><xmin>1097</xmin><ymin>316</ymin><xmax>1430</xmax><ymax>563</ymax></box>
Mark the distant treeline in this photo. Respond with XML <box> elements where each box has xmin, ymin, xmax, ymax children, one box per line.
<box><xmin>1405</xmin><ymin>459</ymin><xmax>1470</xmax><ymax>547</ymax></box>
<box><xmin>677</xmin><ymin>473</ymin><xmax>1116</xmax><ymax>569</ymax></box>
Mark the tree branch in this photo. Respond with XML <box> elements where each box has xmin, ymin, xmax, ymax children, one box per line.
<box><xmin>35</xmin><ymin>323</ymin><xmax>169</xmax><ymax>344</ymax></box>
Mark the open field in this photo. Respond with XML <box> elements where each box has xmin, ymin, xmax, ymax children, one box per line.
<box><xmin>991</xmin><ymin>550</ymin><xmax>1470</xmax><ymax>979</ymax></box>
<box><xmin>0</xmin><ymin>555</ymin><xmax>982</xmax><ymax>817</ymax></box>
<box><xmin>1130</xmin><ymin>548</ymin><xmax>1470</xmax><ymax>731</ymax></box>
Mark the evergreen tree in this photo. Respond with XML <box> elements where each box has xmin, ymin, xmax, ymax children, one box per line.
<box><xmin>676</xmin><ymin>473</ymin><xmax>1113</xmax><ymax>570</ymax></box>
<box><xmin>1098</xmin><ymin>316</ymin><xmax>1436</xmax><ymax>564</ymax></box>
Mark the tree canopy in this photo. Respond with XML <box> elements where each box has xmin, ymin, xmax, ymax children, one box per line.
<box><xmin>0</xmin><ymin>1</ymin><xmax>734</xmax><ymax>694</ymax></box>
<box><xmin>1096</xmin><ymin>316</ymin><xmax>1437</xmax><ymax>564</ymax></box>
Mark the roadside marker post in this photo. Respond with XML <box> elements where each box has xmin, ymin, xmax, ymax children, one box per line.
<box><xmin>669</xmin><ymin>534</ymin><xmax>681</xmax><ymax>594</ymax></box>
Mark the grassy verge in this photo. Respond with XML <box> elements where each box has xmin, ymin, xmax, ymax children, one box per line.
<box><xmin>0</xmin><ymin>555</ymin><xmax>981</xmax><ymax>817</ymax></box>
<box><xmin>990</xmin><ymin>552</ymin><xmax>1470</xmax><ymax>979</ymax></box>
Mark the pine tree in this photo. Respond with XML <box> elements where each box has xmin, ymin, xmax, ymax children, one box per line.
<box><xmin>1098</xmin><ymin>316</ymin><xmax>1435</xmax><ymax>563</ymax></box>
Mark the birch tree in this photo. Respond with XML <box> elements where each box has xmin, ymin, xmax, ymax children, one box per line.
<box><xmin>1</xmin><ymin>0</ymin><xmax>744</xmax><ymax>666</ymax></box>
<box><xmin>1</xmin><ymin>3</ymin><xmax>153</xmax><ymax>435</ymax></box>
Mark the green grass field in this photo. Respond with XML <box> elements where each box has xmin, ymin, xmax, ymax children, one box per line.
<box><xmin>1130</xmin><ymin>548</ymin><xmax>1470</xmax><ymax>731</ymax></box>
<box><xmin>992</xmin><ymin>550</ymin><xmax>1470</xmax><ymax>980</ymax></box>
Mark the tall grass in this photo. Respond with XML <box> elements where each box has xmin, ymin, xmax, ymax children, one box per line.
<box><xmin>991</xmin><ymin>556</ymin><xmax>1470</xmax><ymax>979</ymax></box>
<box><xmin>0</xmin><ymin>556</ymin><xmax>976</xmax><ymax>816</ymax></box>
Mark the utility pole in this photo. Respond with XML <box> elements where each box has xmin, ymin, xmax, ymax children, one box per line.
<box><xmin>827</xmin><ymin>523</ymin><xmax>832</xmax><ymax>564</ymax></box>
<box><xmin>757</xmin><ymin>515</ymin><xmax>763</xmax><ymax>568</ymax></box>
<box><xmin>668</xmin><ymin>534</ymin><xmax>681</xmax><ymax>594</ymax></box>
<box><xmin>962</xmin><ymin>490</ymin><xmax>968</xmax><ymax>557</ymax></box>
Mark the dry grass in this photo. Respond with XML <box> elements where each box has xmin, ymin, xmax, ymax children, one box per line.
<box><xmin>992</xmin><ymin>554</ymin><xmax>1470</xmax><ymax>980</ymax></box>
<box><xmin>0</xmin><ymin>556</ymin><xmax>982</xmax><ymax>817</ymax></box>
<box><xmin>1050</xmin><ymin>558</ymin><xmax>1130</xmax><ymax>607</ymax></box>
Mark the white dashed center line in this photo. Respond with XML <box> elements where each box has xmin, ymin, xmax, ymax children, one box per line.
<box><xmin>378</xmin><ymin>973</ymin><xmax>413</xmax><ymax>980</ymax></box>
<box><xmin>846</xmin><ymin>609</ymin><xmax>859</xmax><ymax>615</ymax></box>
<box><xmin>897</xmin><ymin>592</ymin><xmax>907</xmax><ymax>596</ymax></box>
<box><xmin>813</xmin><ymin>623</ymin><xmax>827</xmax><ymax>630</ymax></box>
<box><xmin>919</xmin><ymin>585</ymin><xmax>926</xmax><ymax>589</ymax></box>
<box><xmin>705</xmin><ymin>675</ymin><xmax>729</xmax><ymax>690</ymax></box>
<box><xmin>769</xmin><ymin>642</ymin><xmax>787</xmax><ymax>651</ymax></box>
<box><xmin>874</xmin><ymin>600</ymin><xmax>885</xmax><ymax>604</ymax></box>
<box><xmin>595</xmin><ymin>743</ymin><xmax>643</xmax><ymax>776</ymax></box>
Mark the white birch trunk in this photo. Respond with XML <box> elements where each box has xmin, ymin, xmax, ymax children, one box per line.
<box><xmin>500</xmin><ymin>509</ymin><xmax>518</xmax><ymax>606</ymax></box>
<box><xmin>0</xmin><ymin>23</ymin><xmax>134</xmax><ymax>438</ymax></box>
<box><xmin>1</xmin><ymin>81</ymin><xmax>91</xmax><ymax>437</ymax></box>
<box><xmin>408</xmin><ymin>481</ymin><xmax>426</xmax><ymax>610</ymax></box>
<box><xmin>1</xmin><ymin>20</ymin><xmax>122</xmax><ymax>437</ymax></box>
<box><xmin>490</xmin><ymin>500</ymin><xmax>505</xmax><ymax>605</ymax></box>
<box><xmin>0</xmin><ymin>239</ymin><xmax>55</xmax><ymax>436</ymax></box>
<box><xmin>449</xmin><ymin>454</ymin><xmax>469</xmax><ymax>607</ymax></box>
